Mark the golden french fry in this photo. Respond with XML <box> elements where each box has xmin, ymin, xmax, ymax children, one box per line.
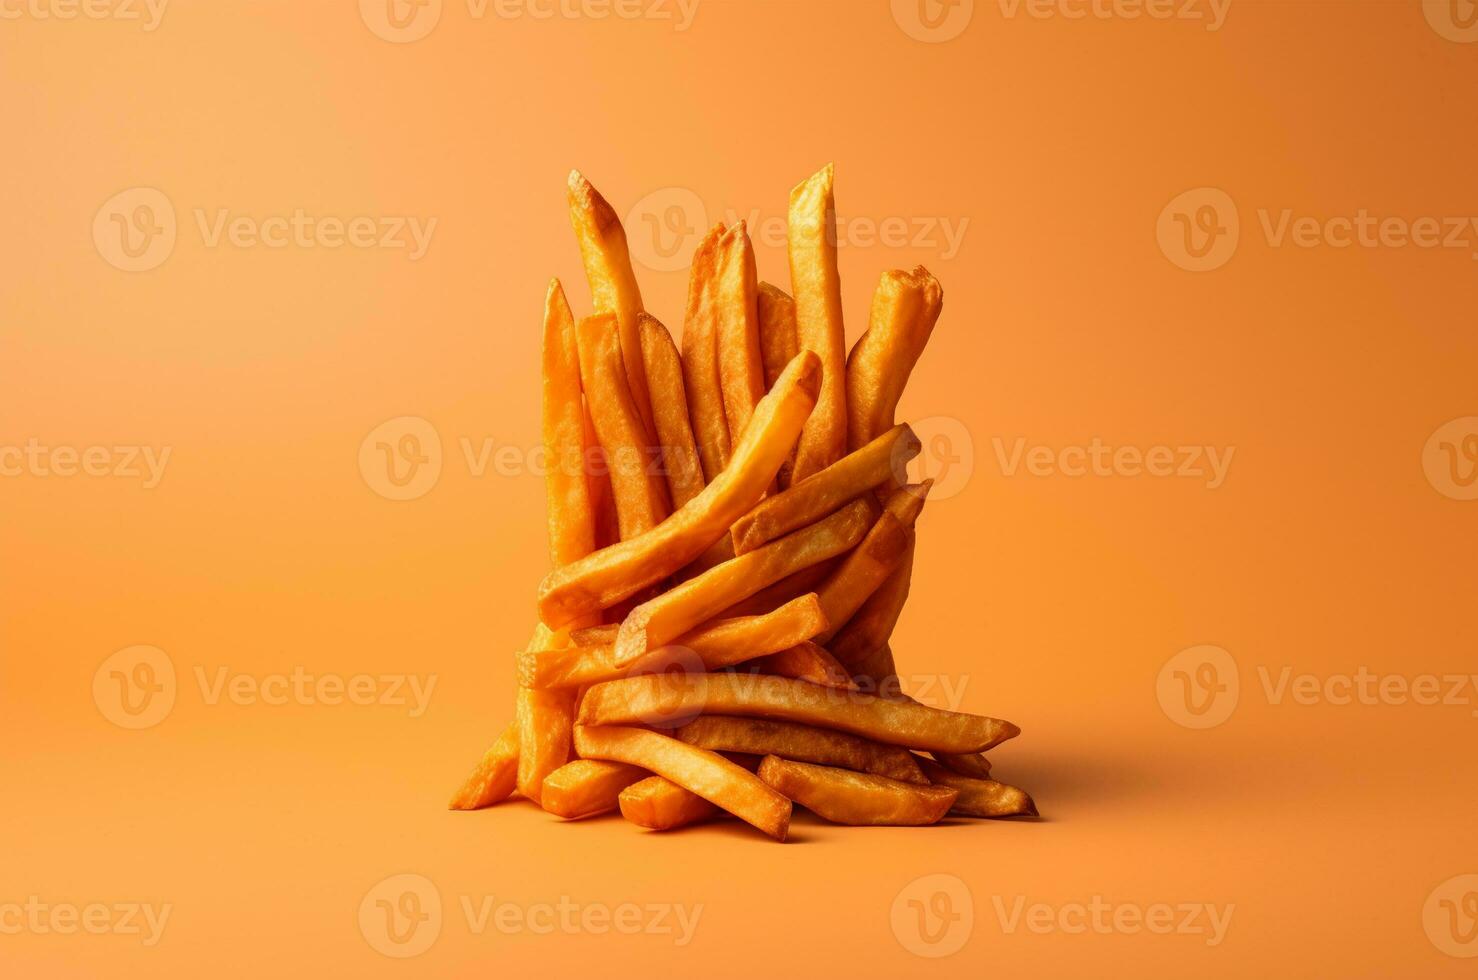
<box><xmin>573</xmin><ymin>725</ymin><xmax>790</xmax><ymax>840</ymax></box>
<box><xmin>756</xmin><ymin>283</ymin><xmax>799</xmax><ymax>393</ymax></box>
<box><xmin>538</xmin><ymin>350</ymin><xmax>821</xmax><ymax>629</ymax></box>
<box><xmin>729</xmin><ymin>424</ymin><xmax>920</xmax><ymax>554</ymax></box>
<box><xmin>675</xmin><ymin>716</ymin><xmax>924</xmax><ymax>784</ymax></box>
<box><xmin>848</xmin><ymin>643</ymin><xmax>898</xmax><ymax>688</ymax></box>
<box><xmin>928</xmin><ymin>751</ymin><xmax>992</xmax><ymax>779</ymax></box>
<box><xmin>614</xmin><ymin>498</ymin><xmax>875</xmax><ymax>665</ymax></box>
<box><xmin>541</xmin><ymin>280</ymin><xmax>600</xmax><ymax>568</ymax></box>
<box><xmin>918</xmin><ymin>758</ymin><xmax>1037</xmax><ymax>817</ymax></box>
<box><xmin>567</xmin><ymin>170</ymin><xmax>655</xmax><ymax>439</ymax></box>
<box><xmin>638</xmin><ymin>313</ymin><xmax>706</xmax><ymax>509</ymax></box>
<box><xmin>618</xmin><ymin>776</ymin><xmax>718</xmax><ymax>830</ymax></box>
<box><xmin>540</xmin><ymin>759</ymin><xmax>647</xmax><ymax>819</ymax></box>
<box><xmin>716</xmin><ymin>222</ymin><xmax>766</xmax><ymax>450</ymax></box>
<box><xmin>752</xmin><ymin>641</ymin><xmax>857</xmax><ymax>691</ymax></box>
<box><xmin>719</xmin><ymin>557</ymin><xmax>839</xmax><ymax>618</ymax></box>
<box><xmin>516</xmin><ymin>624</ymin><xmax>575</xmax><ymax>803</ymax></box>
<box><xmin>583</xmin><ymin>404</ymin><xmax>621</xmax><ymax>551</ymax></box>
<box><xmin>681</xmin><ymin>223</ymin><xmax>732</xmax><ymax>482</ymax></box>
<box><xmin>448</xmin><ymin>722</ymin><xmax>520</xmax><ymax>810</ymax></box>
<box><xmin>578</xmin><ymin>672</ymin><xmax>1019</xmax><ymax>754</ymax></box>
<box><xmin>787</xmin><ymin>164</ymin><xmax>848</xmax><ymax>483</ymax></box>
<box><xmin>828</xmin><ymin>542</ymin><xmax>913</xmax><ymax>673</ymax></box>
<box><xmin>757</xmin><ymin>756</ymin><xmax>957</xmax><ymax>826</ymax></box>
<box><xmin>814</xmin><ymin>482</ymin><xmax>930</xmax><ymax>643</ymax></box>
<box><xmin>846</xmin><ymin>266</ymin><xmax>943</xmax><ymax>450</ymax></box>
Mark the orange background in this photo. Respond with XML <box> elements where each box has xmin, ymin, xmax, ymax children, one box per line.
<box><xmin>3</xmin><ymin>1</ymin><xmax>1476</xmax><ymax>976</ymax></box>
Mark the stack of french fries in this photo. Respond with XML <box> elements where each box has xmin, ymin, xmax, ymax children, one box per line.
<box><xmin>449</xmin><ymin>166</ymin><xmax>1036</xmax><ymax>841</ymax></box>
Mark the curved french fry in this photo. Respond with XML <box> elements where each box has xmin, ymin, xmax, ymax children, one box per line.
<box><xmin>758</xmin><ymin>756</ymin><xmax>956</xmax><ymax>826</ymax></box>
<box><xmin>675</xmin><ymin>716</ymin><xmax>924</xmax><ymax>783</ymax></box>
<box><xmin>918</xmin><ymin>758</ymin><xmax>1037</xmax><ymax>817</ymax></box>
<box><xmin>845</xmin><ymin>266</ymin><xmax>943</xmax><ymax>451</ymax></box>
<box><xmin>618</xmin><ymin>776</ymin><xmax>718</xmax><ymax>830</ymax></box>
<box><xmin>540</xmin><ymin>759</ymin><xmax>647</xmax><ymax>819</ymax></box>
<box><xmin>814</xmin><ymin>482</ymin><xmax>930</xmax><ymax>643</ymax></box>
<box><xmin>638</xmin><ymin>314</ymin><xmax>706</xmax><ymax>509</ymax></box>
<box><xmin>787</xmin><ymin>164</ymin><xmax>849</xmax><ymax>483</ymax></box>
<box><xmin>448</xmin><ymin>722</ymin><xmax>520</xmax><ymax>810</ymax></box>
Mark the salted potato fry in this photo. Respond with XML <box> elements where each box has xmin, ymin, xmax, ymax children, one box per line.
<box><xmin>829</xmin><ymin>541</ymin><xmax>913</xmax><ymax>673</ymax></box>
<box><xmin>541</xmin><ymin>759</ymin><xmax>647</xmax><ymax>820</ymax></box>
<box><xmin>752</xmin><ymin>641</ymin><xmax>857</xmax><ymax>691</ymax></box>
<box><xmin>787</xmin><ymin>164</ymin><xmax>849</xmax><ymax>483</ymax></box>
<box><xmin>716</xmin><ymin>222</ymin><xmax>766</xmax><ymax>449</ymax></box>
<box><xmin>681</xmin><ymin>223</ymin><xmax>733</xmax><ymax>482</ymax></box>
<box><xmin>845</xmin><ymin>266</ymin><xmax>944</xmax><ymax>450</ymax></box>
<box><xmin>815</xmin><ymin>482</ymin><xmax>930</xmax><ymax>643</ymax></box>
<box><xmin>756</xmin><ymin>282</ymin><xmax>799</xmax><ymax>392</ymax></box>
<box><xmin>538</xmin><ymin>351</ymin><xmax>821</xmax><ymax>629</ymax></box>
<box><xmin>638</xmin><ymin>314</ymin><xmax>706</xmax><ymax>509</ymax></box>
<box><xmin>573</xmin><ymin>725</ymin><xmax>790</xmax><ymax>840</ymax></box>
<box><xmin>675</xmin><ymin>716</ymin><xmax>924</xmax><ymax>784</ymax></box>
<box><xmin>448</xmin><ymin>722</ymin><xmax>520</xmax><ymax>810</ymax></box>
<box><xmin>729</xmin><ymin>424</ymin><xmax>920</xmax><ymax>554</ymax></box>
<box><xmin>619</xmin><ymin>776</ymin><xmax>718</xmax><ymax>830</ymax></box>
<box><xmin>541</xmin><ymin>280</ymin><xmax>600</xmax><ymax>567</ymax></box>
<box><xmin>578</xmin><ymin>672</ymin><xmax>1019</xmax><ymax>754</ymax></box>
<box><xmin>758</xmin><ymin>756</ymin><xmax>956</xmax><ymax>826</ymax></box>
<box><xmin>929</xmin><ymin>751</ymin><xmax>992</xmax><ymax>779</ymax></box>
<box><xmin>918</xmin><ymin>758</ymin><xmax>1037</xmax><ymax>817</ymax></box>
<box><xmin>614</xmin><ymin>498</ymin><xmax>875</xmax><ymax>665</ymax></box>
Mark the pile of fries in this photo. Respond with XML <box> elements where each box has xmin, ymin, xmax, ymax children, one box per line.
<box><xmin>449</xmin><ymin>166</ymin><xmax>1036</xmax><ymax>840</ymax></box>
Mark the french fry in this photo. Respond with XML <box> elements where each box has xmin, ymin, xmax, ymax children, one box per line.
<box><xmin>567</xmin><ymin>170</ymin><xmax>655</xmax><ymax>439</ymax></box>
<box><xmin>577</xmin><ymin>672</ymin><xmax>1020</xmax><ymax>754</ymax></box>
<box><xmin>618</xmin><ymin>776</ymin><xmax>719</xmax><ymax>830</ymax></box>
<box><xmin>814</xmin><ymin>482</ymin><xmax>930</xmax><ymax>643</ymax></box>
<box><xmin>638</xmin><ymin>313</ymin><xmax>706</xmax><ymax>509</ymax></box>
<box><xmin>540</xmin><ymin>759</ymin><xmax>647</xmax><ymax>820</ymax></box>
<box><xmin>787</xmin><ymin>164</ymin><xmax>849</xmax><ymax>483</ymax></box>
<box><xmin>448</xmin><ymin>722</ymin><xmax>520</xmax><ymax>810</ymax></box>
<box><xmin>719</xmin><ymin>557</ymin><xmax>839</xmax><ymax>618</ymax></box>
<box><xmin>828</xmin><ymin>542</ymin><xmax>913</xmax><ymax>673</ymax></box>
<box><xmin>614</xmin><ymin>498</ymin><xmax>875</xmax><ymax>665</ymax></box>
<box><xmin>573</xmin><ymin>725</ymin><xmax>791</xmax><ymax>840</ymax></box>
<box><xmin>729</xmin><ymin>424</ymin><xmax>921</xmax><ymax>554</ymax></box>
<box><xmin>681</xmin><ymin>223</ymin><xmax>733</xmax><ymax>482</ymax></box>
<box><xmin>848</xmin><ymin>644</ymin><xmax>898</xmax><ymax>688</ymax></box>
<box><xmin>756</xmin><ymin>283</ymin><xmax>799</xmax><ymax>393</ymax></box>
<box><xmin>517</xmin><ymin>624</ymin><xmax>576</xmax><ymax>804</ymax></box>
<box><xmin>675</xmin><ymin>716</ymin><xmax>924</xmax><ymax>784</ymax></box>
<box><xmin>845</xmin><ymin>266</ymin><xmax>944</xmax><ymax>451</ymax></box>
<box><xmin>751</xmin><ymin>641</ymin><xmax>857</xmax><ymax>691</ymax></box>
<box><xmin>918</xmin><ymin>758</ymin><xmax>1037</xmax><ymax>817</ymax></box>
<box><xmin>542</xmin><ymin>280</ymin><xmax>599</xmax><ymax>567</ymax></box>
<box><xmin>757</xmin><ymin>756</ymin><xmax>957</xmax><ymax>826</ymax></box>
<box><xmin>716</xmin><ymin>222</ymin><xmax>766</xmax><ymax>450</ymax></box>
<box><xmin>583</xmin><ymin>405</ymin><xmax>621</xmax><ymax>551</ymax></box>
<box><xmin>929</xmin><ymin>751</ymin><xmax>992</xmax><ymax>779</ymax></box>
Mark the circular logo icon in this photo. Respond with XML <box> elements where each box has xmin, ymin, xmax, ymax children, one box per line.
<box><xmin>359</xmin><ymin>416</ymin><xmax>442</xmax><ymax>501</ymax></box>
<box><xmin>360</xmin><ymin>0</ymin><xmax>442</xmax><ymax>43</ymax></box>
<box><xmin>902</xmin><ymin>417</ymin><xmax>974</xmax><ymax>501</ymax></box>
<box><xmin>1157</xmin><ymin>187</ymin><xmax>1239</xmax><ymax>272</ymax></box>
<box><xmin>891</xmin><ymin>0</ymin><xmax>974</xmax><ymax>43</ymax></box>
<box><xmin>1424</xmin><ymin>0</ymin><xmax>1478</xmax><ymax>42</ymax></box>
<box><xmin>1424</xmin><ymin>874</ymin><xmax>1478</xmax><ymax>957</ymax></box>
<box><xmin>359</xmin><ymin>873</ymin><xmax>442</xmax><ymax>958</ymax></box>
<box><xmin>891</xmin><ymin>873</ymin><xmax>973</xmax><ymax>957</ymax></box>
<box><xmin>625</xmin><ymin>187</ymin><xmax>708</xmax><ymax>273</ymax></box>
<box><xmin>1157</xmin><ymin>645</ymin><xmax>1239</xmax><ymax>729</ymax></box>
<box><xmin>93</xmin><ymin>645</ymin><xmax>177</xmax><ymax>730</ymax></box>
<box><xmin>93</xmin><ymin>188</ymin><xmax>177</xmax><ymax>273</ymax></box>
<box><xmin>621</xmin><ymin>644</ymin><xmax>709</xmax><ymax>729</ymax></box>
<box><xmin>1422</xmin><ymin>417</ymin><xmax>1478</xmax><ymax>501</ymax></box>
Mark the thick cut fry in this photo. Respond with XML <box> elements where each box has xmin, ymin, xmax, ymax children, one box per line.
<box><xmin>619</xmin><ymin>776</ymin><xmax>718</xmax><ymax>830</ymax></box>
<box><xmin>583</xmin><ymin>405</ymin><xmax>621</xmax><ymax>551</ymax></box>
<box><xmin>614</xmin><ymin>498</ymin><xmax>875</xmax><ymax>665</ymax></box>
<box><xmin>787</xmin><ymin>164</ymin><xmax>848</xmax><ymax>483</ymax></box>
<box><xmin>929</xmin><ymin>751</ymin><xmax>993</xmax><ymax>779</ymax></box>
<box><xmin>756</xmin><ymin>283</ymin><xmax>799</xmax><ymax>392</ymax></box>
<box><xmin>815</xmin><ymin>482</ymin><xmax>930</xmax><ymax>643</ymax></box>
<box><xmin>848</xmin><ymin>644</ymin><xmax>898</xmax><ymax>688</ymax></box>
<box><xmin>538</xmin><ymin>350</ymin><xmax>821</xmax><ymax>630</ymax></box>
<box><xmin>676</xmin><ymin>716</ymin><xmax>924</xmax><ymax>784</ymax></box>
<box><xmin>720</xmin><ymin>558</ymin><xmax>839</xmax><ymax>618</ymax></box>
<box><xmin>516</xmin><ymin>624</ymin><xmax>575</xmax><ymax>803</ymax></box>
<box><xmin>758</xmin><ymin>756</ymin><xmax>957</xmax><ymax>826</ymax></box>
<box><xmin>715</xmin><ymin>222</ymin><xmax>766</xmax><ymax>449</ymax></box>
<box><xmin>578</xmin><ymin>672</ymin><xmax>1019</xmax><ymax>754</ymax></box>
<box><xmin>448</xmin><ymin>722</ymin><xmax>519</xmax><ymax>810</ymax></box>
<box><xmin>575</xmin><ymin>314</ymin><xmax>670</xmax><ymax>540</ymax></box>
<box><xmin>542</xmin><ymin>280</ymin><xmax>599</xmax><ymax>568</ymax></box>
<box><xmin>829</xmin><ymin>542</ymin><xmax>913</xmax><ymax>673</ymax></box>
<box><xmin>638</xmin><ymin>314</ymin><xmax>706</xmax><ymax>509</ymax></box>
<box><xmin>540</xmin><ymin>759</ymin><xmax>647</xmax><ymax>820</ymax></box>
<box><xmin>846</xmin><ymin>266</ymin><xmax>944</xmax><ymax>450</ymax></box>
<box><xmin>751</xmin><ymin>641</ymin><xmax>857</xmax><ymax>691</ymax></box>
<box><xmin>918</xmin><ymin>758</ymin><xmax>1037</xmax><ymax>817</ymax></box>
<box><xmin>730</xmin><ymin>424</ymin><xmax>921</xmax><ymax>554</ymax></box>
<box><xmin>573</xmin><ymin>725</ymin><xmax>790</xmax><ymax>840</ymax></box>
<box><xmin>681</xmin><ymin>223</ymin><xmax>732</xmax><ymax>482</ymax></box>
<box><xmin>567</xmin><ymin>170</ymin><xmax>654</xmax><ymax>439</ymax></box>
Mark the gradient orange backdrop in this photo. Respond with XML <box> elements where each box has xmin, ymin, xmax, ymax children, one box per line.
<box><xmin>4</xmin><ymin>1</ymin><xmax>1477</xmax><ymax>977</ymax></box>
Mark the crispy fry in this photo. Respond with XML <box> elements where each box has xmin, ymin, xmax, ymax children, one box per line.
<box><xmin>829</xmin><ymin>542</ymin><xmax>913</xmax><ymax>673</ymax></box>
<box><xmin>752</xmin><ymin>641</ymin><xmax>857</xmax><ymax>691</ymax></box>
<box><xmin>814</xmin><ymin>482</ymin><xmax>930</xmax><ymax>643</ymax></box>
<box><xmin>567</xmin><ymin>170</ymin><xmax>655</xmax><ymax>439</ymax></box>
<box><xmin>578</xmin><ymin>672</ymin><xmax>1019</xmax><ymax>754</ymax></box>
<box><xmin>573</xmin><ymin>725</ymin><xmax>790</xmax><ymax>840</ymax></box>
<box><xmin>542</xmin><ymin>280</ymin><xmax>599</xmax><ymax>568</ymax></box>
<box><xmin>918</xmin><ymin>758</ymin><xmax>1037</xmax><ymax>817</ymax></box>
<box><xmin>614</xmin><ymin>498</ymin><xmax>875</xmax><ymax>665</ymax></box>
<box><xmin>729</xmin><ymin>424</ymin><xmax>921</xmax><ymax>554</ymax></box>
<box><xmin>845</xmin><ymin>266</ymin><xmax>944</xmax><ymax>451</ymax></box>
<box><xmin>681</xmin><ymin>223</ymin><xmax>732</xmax><ymax>482</ymax></box>
<box><xmin>848</xmin><ymin>643</ymin><xmax>898</xmax><ymax>688</ymax></box>
<box><xmin>756</xmin><ymin>283</ymin><xmax>799</xmax><ymax>393</ymax></box>
<box><xmin>929</xmin><ymin>751</ymin><xmax>992</xmax><ymax>779</ymax></box>
<box><xmin>638</xmin><ymin>313</ymin><xmax>706</xmax><ymax>509</ymax></box>
<box><xmin>787</xmin><ymin>164</ymin><xmax>849</xmax><ymax>483</ymax></box>
<box><xmin>719</xmin><ymin>557</ymin><xmax>839</xmax><ymax>618</ymax></box>
<box><xmin>618</xmin><ymin>776</ymin><xmax>718</xmax><ymax>830</ymax></box>
<box><xmin>448</xmin><ymin>722</ymin><xmax>520</xmax><ymax>810</ymax></box>
<box><xmin>716</xmin><ymin>222</ymin><xmax>766</xmax><ymax>448</ymax></box>
<box><xmin>540</xmin><ymin>759</ymin><xmax>647</xmax><ymax>820</ymax></box>
<box><xmin>538</xmin><ymin>350</ymin><xmax>821</xmax><ymax>630</ymax></box>
<box><xmin>675</xmin><ymin>716</ymin><xmax>924</xmax><ymax>783</ymax></box>
<box><xmin>517</xmin><ymin>624</ymin><xmax>576</xmax><ymax>803</ymax></box>
<box><xmin>583</xmin><ymin>405</ymin><xmax>621</xmax><ymax>551</ymax></box>
<box><xmin>758</xmin><ymin>756</ymin><xmax>957</xmax><ymax>826</ymax></box>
